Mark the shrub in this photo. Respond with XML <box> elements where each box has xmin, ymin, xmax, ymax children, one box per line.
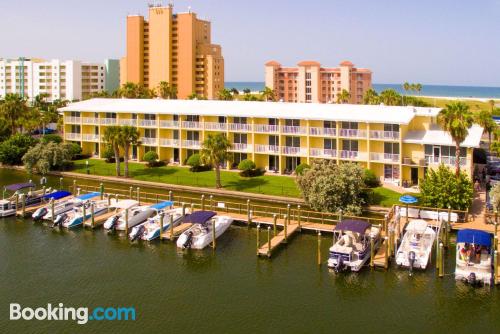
<box><xmin>66</xmin><ymin>142</ymin><xmax>82</xmax><ymax>158</ymax></box>
<box><xmin>22</xmin><ymin>142</ymin><xmax>73</xmax><ymax>174</ymax></box>
<box><xmin>41</xmin><ymin>134</ymin><xmax>63</xmax><ymax>144</ymax></box>
<box><xmin>238</xmin><ymin>159</ymin><xmax>256</xmax><ymax>171</ymax></box>
<box><xmin>186</xmin><ymin>153</ymin><xmax>210</xmax><ymax>172</ymax></box>
<box><xmin>0</xmin><ymin>134</ymin><xmax>38</xmax><ymax>165</ymax></box>
<box><xmin>238</xmin><ymin>159</ymin><xmax>265</xmax><ymax>177</ymax></box>
<box><xmin>490</xmin><ymin>183</ymin><xmax>500</xmax><ymax>211</ymax></box>
<box><xmin>103</xmin><ymin>146</ymin><xmax>115</xmax><ymax>163</ymax></box>
<box><xmin>363</xmin><ymin>169</ymin><xmax>380</xmax><ymax>188</ymax></box>
<box><xmin>295</xmin><ymin>163</ymin><xmax>310</xmax><ymax>176</ymax></box>
<box><xmin>143</xmin><ymin>151</ymin><xmax>165</xmax><ymax>167</ymax></box>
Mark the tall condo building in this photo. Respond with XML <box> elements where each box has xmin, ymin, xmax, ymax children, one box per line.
<box><xmin>120</xmin><ymin>4</ymin><xmax>224</xmax><ymax>99</ymax></box>
<box><xmin>0</xmin><ymin>58</ymin><xmax>120</xmax><ymax>102</ymax></box>
<box><xmin>265</xmin><ymin>60</ymin><xmax>372</xmax><ymax>104</ymax></box>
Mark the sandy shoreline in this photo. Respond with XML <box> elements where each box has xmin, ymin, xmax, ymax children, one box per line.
<box><xmin>409</xmin><ymin>95</ymin><xmax>499</xmax><ymax>102</ymax></box>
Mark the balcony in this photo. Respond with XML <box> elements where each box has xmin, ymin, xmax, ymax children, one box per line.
<box><xmin>204</xmin><ymin>122</ymin><xmax>227</xmax><ymax>131</ymax></box>
<box><xmin>228</xmin><ymin>123</ymin><xmax>252</xmax><ymax>131</ymax></box>
<box><xmin>64</xmin><ymin>116</ymin><xmax>80</xmax><ymax>124</ymax></box>
<box><xmin>82</xmin><ymin>134</ymin><xmax>99</xmax><ymax>142</ymax></box>
<box><xmin>310</xmin><ymin>148</ymin><xmax>337</xmax><ymax>159</ymax></box>
<box><xmin>159</xmin><ymin>138</ymin><xmax>180</xmax><ymax>147</ymax></box>
<box><xmin>255</xmin><ymin>144</ymin><xmax>280</xmax><ymax>154</ymax></box>
<box><xmin>281</xmin><ymin>146</ymin><xmax>307</xmax><ymax>156</ymax></box>
<box><xmin>82</xmin><ymin>117</ymin><xmax>99</xmax><ymax>125</ymax></box>
<box><xmin>231</xmin><ymin>143</ymin><xmax>253</xmax><ymax>152</ymax></box>
<box><xmin>339</xmin><ymin>129</ymin><xmax>367</xmax><ymax>138</ymax></box>
<box><xmin>140</xmin><ymin>137</ymin><xmax>158</xmax><ymax>146</ymax></box>
<box><xmin>340</xmin><ymin>150</ymin><xmax>367</xmax><ymax>160</ymax></box>
<box><xmin>309</xmin><ymin>127</ymin><xmax>336</xmax><ymax>137</ymax></box>
<box><xmin>369</xmin><ymin>130</ymin><xmax>400</xmax><ymax>141</ymax></box>
<box><xmin>100</xmin><ymin>118</ymin><xmax>117</xmax><ymax>125</ymax></box>
<box><xmin>254</xmin><ymin>124</ymin><xmax>279</xmax><ymax>133</ymax></box>
<box><xmin>65</xmin><ymin>133</ymin><xmax>81</xmax><ymax>141</ymax></box>
<box><xmin>159</xmin><ymin>120</ymin><xmax>179</xmax><ymax>128</ymax></box>
<box><xmin>182</xmin><ymin>140</ymin><xmax>201</xmax><ymax>149</ymax></box>
<box><xmin>281</xmin><ymin>126</ymin><xmax>307</xmax><ymax>135</ymax></box>
<box><xmin>370</xmin><ymin>152</ymin><xmax>400</xmax><ymax>163</ymax></box>
<box><xmin>425</xmin><ymin>156</ymin><xmax>467</xmax><ymax>167</ymax></box>
<box><xmin>118</xmin><ymin>119</ymin><xmax>136</xmax><ymax>126</ymax></box>
<box><xmin>139</xmin><ymin>119</ymin><xmax>158</xmax><ymax>127</ymax></box>
<box><xmin>182</xmin><ymin>121</ymin><xmax>201</xmax><ymax>129</ymax></box>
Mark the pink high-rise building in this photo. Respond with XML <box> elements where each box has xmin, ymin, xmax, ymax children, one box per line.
<box><xmin>265</xmin><ymin>60</ymin><xmax>372</xmax><ymax>104</ymax></box>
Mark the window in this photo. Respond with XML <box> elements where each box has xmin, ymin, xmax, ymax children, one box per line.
<box><xmin>233</xmin><ymin>117</ymin><xmax>247</xmax><ymax>124</ymax></box>
<box><xmin>384</xmin><ymin>143</ymin><xmax>399</xmax><ymax>154</ymax></box>
<box><xmin>341</xmin><ymin>122</ymin><xmax>358</xmax><ymax>129</ymax></box>
<box><xmin>324</xmin><ymin>120</ymin><xmax>336</xmax><ymax>128</ymax></box>
<box><xmin>71</xmin><ymin>125</ymin><xmax>81</xmax><ymax>133</ymax></box>
<box><xmin>384</xmin><ymin>165</ymin><xmax>400</xmax><ymax>180</ymax></box>
<box><xmin>268</xmin><ymin>135</ymin><xmax>279</xmax><ymax>146</ymax></box>
<box><xmin>186</xmin><ymin>115</ymin><xmax>199</xmax><ymax>122</ymax></box>
<box><xmin>144</xmin><ymin>129</ymin><xmax>156</xmax><ymax>138</ymax></box>
<box><xmin>285</xmin><ymin>136</ymin><xmax>300</xmax><ymax>147</ymax></box>
<box><xmin>285</xmin><ymin>119</ymin><xmax>299</xmax><ymax>127</ymax></box>
<box><xmin>173</xmin><ymin>130</ymin><xmax>179</xmax><ymax>140</ymax></box>
<box><xmin>324</xmin><ymin>138</ymin><xmax>336</xmax><ymax>150</ymax></box>
<box><xmin>173</xmin><ymin>115</ymin><xmax>179</xmax><ymax>121</ymax></box>
<box><xmin>105</xmin><ymin>112</ymin><xmax>116</xmax><ymax>119</ymax></box>
<box><xmin>144</xmin><ymin>114</ymin><xmax>156</xmax><ymax>121</ymax></box>
<box><xmin>305</xmin><ymin>73</ymin><xmax>311</xmax><ymax>79</ymax></box>
<box><xmin>218</xmin><ymin>116</ymin><xmax>226</xmax><ymax>123</ymax></box>
<box><xmin>233</xmin><ymin>133</ymin><xmax>247</xmax><ymax>144</ymax></box>
<box><xmin>268</xmin><ymin>118</ymin><xmax>278</xmax><ymax>126</ymax></box>
<box><xmin>187</xmin><ymin>131</ymin><xmax>199</xmax><ymax>141</ymax></box>
<box><xmin>342</xmin><ymin>140</ymin><xmax>358</xmax><ymax>151</ymax></box>
<box><xmin>384</xmin><ymin>124</ymin><xmax>399</xmax><ymax>132</ymax></box>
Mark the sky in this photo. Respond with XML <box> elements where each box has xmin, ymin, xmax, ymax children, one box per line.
<box><xmin>1</xmin><ymin>0</ymin><xmax>499</xmax><ymax>86</ymax></box>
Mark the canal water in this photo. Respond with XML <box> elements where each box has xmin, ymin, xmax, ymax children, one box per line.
<box><xmin>0</xmin><ymin>169</ymin><xmax>499</xmax><ymax>333</ymax></box>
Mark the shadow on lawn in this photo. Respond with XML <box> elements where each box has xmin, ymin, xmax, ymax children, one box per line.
<box><xmin>131</xmin><ymin>166</ymin><xmax>177</xmax><ymax>178</ymax></box>
<box><xmin>223</xmin><ymin>177</ymin><xmax>268</xmax><ymax>192</ymax></box>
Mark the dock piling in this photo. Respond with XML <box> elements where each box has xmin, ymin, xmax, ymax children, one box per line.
<box><xmin>21</xmin><ymin>194</ymin><xmax>26</xmax><ymax>216</ymax></box>
<box><xmin>136</xmin><ymin>187</ymin><xmax>140</xmax><ymax>205</ymax></box>
<box><xmin>50</xmin><ymin>199</ymin><xmax>55</xmax><ymax>225</ymax></box>
<box><xmin>212</xmin><ymin>219</ymin><xmax>216</xmax><ymax>250</ymax></box>
<box><xmin>160</xmin><ymin>212</ymin><xmax>165</xmax><ymax>239</ymax></box>
<box><xmin>77</xmin><ymin>187</ymin><xmax>81</xmax><ymax>196</ymax></box>
<box><xmin>272</xmin><ymin>214</ymin><xmax>277</xmax><ymax>236</ymax></box>
<box><xmin>283</xmin><ymin>214</ymin><xmax>288</xmax><ymax>243</ymax></box>
<box><xmin>190</xmin><ymin>203</ymin><xmax>194</xmax><ymax>213</ymax></box>
<box><xmin>59</xmin><ymin>178</ymin><xmax>63</xmax><ymax>191</ymax></box>
<box><xmin>248</xmin><ymin>210</ymin><xmax>253</xmax><ymax>227</ymax></box>
<box><xmin>100</xmin><ymin>183</ymin><xmax>104</xmax><ymax>200</ymax></box>
<box><xmin>297</xmin><ymin>205</ymin><xmax>301</xmax><ymax>229</ymax></box>
<box><xmin>256</xmin><ymin>224</ymin><xmax>260</xmax><ymax>255</ymax></box>
<box><xmin>438</xmin><ymin>243</ymin><xmax>444</xmax><ymax>277</ymax></box>
<box><xmin>370</xmin><ymin>236</ymin><xmax>374</xmax><ymax>268</ymax></box>
<box><xmin>181</xmin><ymin>202</ymin><xmax>186</xmax><ymax>217</ymax></box>
<box><xmin>82</xmin><ymin>202</ymin><xmax>87</xmax><ymax>224</ymax></box>
<box><xmin>201</xmin><ymin>195</ymin><xmax>205</xmax><ymax>211</ymax></box>
<box><xmin>267</xmin><ymin>227</ymin><xmax>271</xmax><ymax>257</ymax></box>
<box><xmin>129</xmin><ymin>187</ymin><xmax>133</xmax><ymax>199</ymax></box>
<box><xmin>317</xmin><ymin>231</ymin><xmax>322</xmax><ymax>266</ymax></box>
<box><xmin>125</xmin><ymin>209</ymin><xmax>129</xmax><ymax>235</ymax></box>
<box><xmin>246</xmin><ymin>199</ymin><xmax>250</xmax><ymax>218</ymax></box>
<box><xmin>156</xmin><ymin>194</ymin><xmax>159</xmax><ymax>204</ymax></box>
<box><xmin>169</xmin><ymin>214</ymin><xmax>174</xmax><ymax>240</ymax></box>
<box><xmin>73</xmin><ymin>180</ymin><xmax>76</xmax><ymax>194</ymax></box>
<box><xmin>210</xmin><ymin>195</ymin><xmax>214</xmax><ymax>211</ymax></box>
<box><xmin>90</xmin><ymin>202</ymin><xmax>95</xmax><ymax>228</ymax></box>
<box><xmin>494</xmin><ymin>250</ymin><xmax>498</xmax><ymax>285</ymax></box>
<box><xmin>15</xmin><ymin>194</ymin><xmax>19</xmax><ymax>212</ymax></box>
<box><xmin>169</xmin><ymin>190</ymin><xmax>173</xmax><ymax>202</ymax></box>
<box><xmin>384</xmin><ymin>236</ymin><xmax>389</xmax><ymax>269</ymax></box>
<box><xmin>107</xmin><ymin>194</ymin><xmax>111</xmax><ymax>207</ymax></box>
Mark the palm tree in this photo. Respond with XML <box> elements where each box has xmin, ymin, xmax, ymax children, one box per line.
<box><xmin>261</xmin><ymin>87</ymin><xmax>276</xmax><ymax>102</ymax></box>
<box><xmin>379</xmin><ymin>89</ymin><xmax>400</xmax><ymax>106</ymax></box>
<box><xmin>363</xmin><ymin>89</ymin><xmax>379</xmax><ymax>105</ymax></box>
<box><xmin>218</xmin><ymin>88</ymin><xmax>233</xmax><ymax>101</ymax></box>
<box><xmin>475</xmin><ymin>109</ymin><xmax>497</xmax><ymax>151</ymax></box>
<box><xmin>230</xmin><ymin>88</ymin><xmax>239</xmax><ymax>97</ymax></box>
<box><xmin>118</xmin><ymin>82</ymin><xmax>139</xmax><ymax>98</ymax></box>
<box><xmin>415</xmin><ymin>83</ymin><xmax>422</xmax><ymax>96</ymax></box>
<box><xmin>157</xmin><ymin>81</ymin><xmax>172</xmax><ymax>99</ymax></box>
<box><xmin>200</xmin><ymin>133</ymin><xmax>231</xmax><ymax>188</ymax></box>
<box><xmin>437</xmin><ymin>102</ymin><xmax>474</xmax><ymax>176</ymax></box>
<box><xmin>0</xmin><ymin>93</ymin><xmax>28</xmax><ymax>134</ymax></box>
<box><xmin>119</xmin><ymin>126</ymin><xmax>140</xmax><ymax>178</ymax></box>
<box><xmin>243</xmin><ymin>88</ymin><xmax>251</xmax><ymax>94</ymax></box>
<box><xmin>103</xmin><ymin>126</ymin><xmax>123</xmax><ymax>177</ymax></box>
<box><xmin>337</xmin><ymin>89</ymin><xmax>351</xmax><ymax>104</ymax></box>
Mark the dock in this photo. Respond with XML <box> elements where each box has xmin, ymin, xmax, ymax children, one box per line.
<box><xmin>257</xmin><ymin>223</ymin><xmax>299</xmax><ymax>257</ymax></box>
<box><xmin>160</xmin><ymin>223</ymin><xmax>193</xmax><ymax>240</ymax></box>
<box><xmin>83</xmin><ymin>210</ymin><xmax>116</xmax><ymax>228</ymax></box>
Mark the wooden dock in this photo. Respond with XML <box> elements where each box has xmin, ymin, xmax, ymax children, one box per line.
<box><xmin>373</xmin><ymin>238</ymin><xmax>388</xmax><ymax>268</ymax></box>
<box><xmin>257</xmin><ymin>223</ymin><xmax>299</xmax><ymax>257</ymax></box>
<box><xmin>83</xmin><ymin>210</ymin><xmax>116</xmax><ymax>228</ymax></box>
<box><xmin>160</xmin><ymin>223</ymin><xmax>193</xmax><ymax>240</ymax></box>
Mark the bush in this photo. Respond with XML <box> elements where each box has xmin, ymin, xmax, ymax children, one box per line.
<box><xmin>22</xmin><ymin>142</ymin><xmax>73</xmax><ymax>174</ymax></box>
<box><xmin>295</xmin><ymin>163</ymin><xmax>311</xmax><ymax>176</ymax></box>
<box><xmin>238</xmin><ymin>159</ymin><xmax>256</xmax><ymax>171</ymax></box>
<box><xmin>41</xmin><ymin>134</ymin><xmax>63</xmax><ymax>144</ymax></box>
<box><xmin>238</xmin><ymin>159</ymin><xmax>265</xmax><ymax>177</ymax></box>
<box><xmin>363</xmin><ymin>169</ymin><xmax>380</xmax><ymax>188</ymax></box>
<box><xmin>66</xmin><ymin>142</ymin><xmax>82</xmax><ymax>157</ymax></box>
<box><xmin>103</xmin><ymin>146</ymin><xmax>115</xmax><ymax>163</ymax></box>
<box><xmin>0</xmin><ymin>134</ymin><xmax>38</xmax><ymax>165</ymax></box>
<box><xmin>186</xmin><ymin>153</ymin><xmax>210</xmax><ymax>172</ymax></box>
<box><xmin>143</xmin><ymin>151</ymin><xmax>165</xmax><ymax>167</ymax></box>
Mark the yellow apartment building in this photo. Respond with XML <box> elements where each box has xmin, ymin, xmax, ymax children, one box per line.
<box><xmin>120</xmin><ymin>4</ymin><xmax>224</xmax><ymax>99</ymax></box>
<box><xmin>60</xmin><ymin>99</ymin><xmax>483</xmax><ymax>187</ymax></box>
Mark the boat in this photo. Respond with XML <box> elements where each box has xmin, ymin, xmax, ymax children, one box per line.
<box><xmin>128</xmin><ymin>202</ymin><xmax>187</xmax><ymax>241</ymax></box>
<box><xmin>59</xmin><ymin>199</ymin><xmax>111</xmax><ymax>229</ymax></box>
<box><xmin>176</xmin><ymin>211</ymin><xmax>233</xmax><ymax>250</ymax></box>
<box><xmin>455</xmin><ymin>229</ymin><xmax>493</xmax><ymax>285</ymax></box>
<box><xmin>103</xmin><ymin>200</ymin><xmax>153</xmax><ymax>231</ymax></box>
<box><xmin>31</xmin><ymin>191</ymin><xmax>75</xmax><ymax>220</ymax></box>
<box><xmin>48</xmin><ymin>192</ymin><xmax>101</xmax><ymax>225</ymax></box>
<box><xmin>0</xmin><ymin>182</ymin><xmax>53</xmax><ymax>217</ymax></box>
<box><xmin>395</xmin><ymin>219</ymin><xmax>436</xmax><ymax>271</ymax></box>
<box><xmin>327</xmin><ymin>220</ymin><xmax>381</xmax><ymax>272</ymax></box>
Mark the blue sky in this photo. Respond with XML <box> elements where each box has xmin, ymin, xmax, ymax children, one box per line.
<box><xmin>1</xmin><ymin>0</ymin><xmax>499</xmax><ymax>86</ymax></box>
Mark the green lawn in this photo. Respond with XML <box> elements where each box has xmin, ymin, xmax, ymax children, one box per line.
<box><xmin>419</xmin><ymin>97</ymin><xmax>499</xmax><ymax>114</ymax></box>
<box><xmin>70</xmin><ymin>159</ymin><xmax>404</xmax><ymax>207</ymax></box>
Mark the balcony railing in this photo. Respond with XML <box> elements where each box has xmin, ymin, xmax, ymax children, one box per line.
<box><xmin>339</xmin><ymin>129</ymin><xmax>367</xmax><ymax>138</ymax></box>
<box><xmin>182</xmin><ymin>121</ymin><xmax>201</xmax><ymax>129</ymax></box>
<box><xmin>281</xmin><ymin>126</ymin><xmax>307</xmax><ymax>135</ymax></box>
<box><xmin>281</xmin><ymin>146</ymin><xmax>307</xmax><ymax>156</ymax></box>
<box><xmin>159</xmin><ymin>120</ymin><xmax>179</xmax><ymax>128</ymax></box>
<box><xmin>228</xmin><ymin>123</ymin><xmax>252</xmax><ymax>131</ymax></box>
<box><xmin>65</xmin><ymin>133</ymin><xmax>81</xmax><ymax>141</ymax></box>
<box><xmin>182</xmin><ymin>140</ymin><xmax>201</xmax><ymax>149</ymax></box>
<box><xmin>340</xmin><ymin>150</ymin><xmax>367</xmax><ymax>160</ymax></box>
<box><xmin>231</xmin><ymin>143</ymin><xmax>252</xmax><ymax>152</ymax></box>
<box><xmin>255</xmin><ymin>144</ymin><xmax>280</xmax><ymax>154</ymax></box>
<box><xmin>139</xmin><ymin>120</ymin><xmax>158</xmax><ymax>127</ymax></box>
<box><xmin>310</xmin><ymin>148</ymin><xmax>337</xmax><ymax>158</ymax></box>
<box><xmin>140</xmin><ymin>137</ymin><xmax>157</xmax><ymax>145</ymax></box>
<box><xmin>254</xmin><ymin>124</ymin><xmax>278</xmax><ymax>133</ymax></box>
<box><xmin>118</xmin><ymin>119</ymin><xmax>136</xmax><ymax>126</ymax></box>
<box><xmin>425</xmin><ymin>156</ymin><xmax>467</xmax><ymax>167</ymax></box>
<box><xmin>369</xmin><ymin>130</ymin><xmax>400</xmax><ymax>140</ymax></box>
<box><xmin>204</xmin><ymin>122</ymin><xmax>227</xmax><ymax>131</ymax></box>
<box><xmin>370</xmin><ymin>152</ymin><xmax>400</xmax><ymax>162</ymax></box>
<box><xmin>100</xmin><ymin>118</ymin><xmax>117</xmax><ymax>125</ymax></box>
<box><xmin>64</xmin><ymin>116</ymin><xmax>81</xmax><ymax>124</ymax></box>
<box><xmin>82</xmin><ymin>134</ymin><xmax>99</xmax><ymax>142</ymax></box>
<box><xmin>159</xmin><ymin>139</ymin><xmax>180</xmax><ymax>147</ymax></box>
<box><xmin>309</xmin><ymin>127</ymin><xmax>336</xmax><ymax>136</ymax></box>
<box><xmin>82</xmin><ymin>117</ymin><xmax>99</xmax><ymax>125</ymax></box>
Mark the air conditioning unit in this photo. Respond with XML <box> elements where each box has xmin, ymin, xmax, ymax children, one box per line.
<box><xmin>403</xmin><ymin>157</ymin><xmax>412</xmax><ymax>165</ymax></box>
<box><xmin>418</xmin><ymin>159</ymin><xmax>427</xmax><ymax>166</ymax></box>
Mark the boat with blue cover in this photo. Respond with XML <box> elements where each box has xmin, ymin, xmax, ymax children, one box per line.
<box><xmin>0</xmin><ymin>183</ymin><xmax>55</xmax><ymax>217</ymax></box>
<box><xmin>32</xmin><ymin>191</ymin><xmax>97</xmax><ymax>221</ymax></box>
<box><xmin>455</xmin><ymin>229</ymin><xmax>493</xmax><ymax>285</ymax></box>
<box><xmin>176</xmin><ymin>211</ymin><xmax>233</xmax><ymax>249</ymax></box>
<box><xmin>59</xmin><ymin>196</ymin><xmax>113</xmax><ymax>229</ymax></box>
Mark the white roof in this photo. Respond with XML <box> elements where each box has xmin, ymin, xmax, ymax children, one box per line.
<box><xmin>406</xmin><ymin>219</ymin><xmax>428</xmax><ymax>234</ymax></box>
<box><xmin>59</xmin><ymin>98</ymin><xmax>442</xmax><ymax>125</ymax></box>
<box><xmin>403</xmin><ymin>124</ymin><xmax>483</xmax><ymax>148</ymax></box>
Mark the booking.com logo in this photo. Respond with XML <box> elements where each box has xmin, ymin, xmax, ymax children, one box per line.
<box><xmin>10</xmin><ymin>303</ymin><xmax>136</xmax><ymax>325</ymax></box>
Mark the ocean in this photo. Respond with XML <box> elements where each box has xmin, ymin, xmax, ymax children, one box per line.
<box><xmin>225</xmin><ymin>82</ymin><xmax>500</xmax><ymax>99</ymax></box>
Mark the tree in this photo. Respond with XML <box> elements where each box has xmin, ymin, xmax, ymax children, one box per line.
<box><xmin>0</xmin><ymin>93</ymin><xmax>29</xmax><ymax>134</ymax></box>
<box><xmin>238</xmin><ymin>159</ymin><xmax>257</xmax><ymax>177</ymax></box>
<box><xmin>379</xmin><ymin>89</ymin><xmax>400</xmax><ymax>106</ymax></box>
<box><xmin>143</xmin><ymin>151</ymin><xmax>160</xmax><ymax>167</ymax></box>
<box><xmin>230</xmin><ymin>88</ymin><xmax>239</xmax><ymax>97</ymax></box>
<box><xmin>363</xmin><ymin>169</ymin><xmax>380</xmax><ymax>188</ymax></box>
<box><xmin>337</xmin><ymin>89</ymin><xmax>351</xmax><ymax>104</ymax></box>
<box><xmin>119</xmin><ymin>126</ymin><xmax>140</xmax><ymax>178</ymax></box>
<box><xmin>438</xmin><ymin>102</ymin><xmax>474</xmax><ymax>176</ymax></box>
<box><xmin>295</xmin><ymin>163</ymin><xmax>310</xmax><ymax>176</ymax></box>
<box><xmin>490</xmin><ymin>183</ymin><xmax>500</xmax><ymax>212</ymax></box>
<box><xmin>187</xmin><ymin>93</ymin><xmax>206</xmax><ymax>100</ymax></box>
<box><xmin>402</xmin><ymin>82</ymin><xmax>410</xmax><ymax>105</ymax></box>
<box><xmin>103</xmin><ymin>126</ymin><xmax>122</xmax><ymax>176</ymax></box>
<box><xmin>363</xmin><ymin>89</ymin><xmax>379</xmax><ymax>105</ymax></box>
<box><xmin>475</xmin><ymin>109</ymin><xmax>497</xmax><ymax>151</ymax></box>
<box><xmin>200</xmin><ymin>133</ymin><xmax>231</xmax><ymax>188</ymax></box>
<box><xmin>243</xmin><ymin>93</ymin><xmax>261</xmax><ymax>101</ymax></box>
<box><xmin>415</xmin><ymin>83</ymin><xmax>422</xmax><ymax>95</ymax></box>
<box><xmin>243</xmin><ymin>88</ymin><xmax>251</xmax><ymax>94</ymax></box>
<box><xmin>22</xmin><ymin>141</ymin><xmax>74</xmax><ymax>175</ymax></box>
<box><xmin>0</xmin><ymin>134</ymin><xmax>38</xmax><ymax>165</ymax></box>
<box><xmin>217</xmin><ymin>88</ymin><xmax>233</xmax><ymax>101</ymax></box>
<box><xmin>419</xmin><ymin>164</ymin><xmax>473</xmax><ymax>210</ymax></box>
<box><xmin>0</xmin><ymin>118</ymin><xmax>10</xmax><ymax>141</ymax></box>
<box><xmin>117</xmin><ymin>82</ymin><xmax>153</xmax><ymax>99</ymax></box>
<box><xmin>157</xmin><ymin>81</ymin><xmax>177</xmax><ymax>99</ymax></box>
<box><xmin>296</xmin><ymin>160</ymin><xmax>365</xmax><ymax>215</ymax></box>
<box><xmin>261</xmin><ymin>86</ymin><xmax>276</xmax><ymax>102</ymax></box>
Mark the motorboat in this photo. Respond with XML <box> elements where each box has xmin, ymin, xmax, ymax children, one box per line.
<box><xmin>59</xmin><ymin>199</ymin><xmax>111</xmax><ymax>229</ymax></box>
<box><xmin>47</xmin><ymin>192</ymin><xmax>101</xmax><ymax>225</ymax></box>
<box><xmin>455</xmin><ymin>229</ymin><xmax>493</xmax><ymax>285</ymax></box>
<box><xmin>31</xmin><ymin>191</ymin><xmax>75</xmax><ymax>220</ymax></box>
<box><xmin>177</xmin><ymin>211</ymin><xmax>233</xmax><ymax>250</ymax></box>
<box><xmin>0</xmin><ymin>182</ymin><xmax>53</xmax><ymax>217</ymax></box>
<box><xmin>396</xmin><ymin>219</ymin><xmax>436</xmax><ymax>270</ymax></box>
<box><xmin>327</xmin><ymin>220</ymin><xmax>381</xmax><ymax>272</ymax></box>
<box><xmin>103</xmin><ymin>200</ymin><xmax>153</xmax><ymax>231</ymax></box>
<box><xmin>128</xmin><ymin>201</ymin><xmax>185</xmax><ymax>241</ymax></box>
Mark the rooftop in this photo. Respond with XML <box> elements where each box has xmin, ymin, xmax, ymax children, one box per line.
<box><xmin>403</xmin><ymin>124</ymin><xmax>483</xmax><ymax>148</ymax></box>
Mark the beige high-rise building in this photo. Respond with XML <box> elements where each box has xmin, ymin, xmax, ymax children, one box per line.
<box><xmin>265</xmin><ymin>60</ymin><xmax>372</xmax><ymax>104</ymax></box>
<box><xmin>120</xmin><ymin>4</ymin><xmax>224</xmax><ymax>99</ymax></box>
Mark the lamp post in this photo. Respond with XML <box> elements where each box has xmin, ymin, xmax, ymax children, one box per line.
<box><xmin>86</xmin><ymin>160</ymin><xmax>90</xmax><ymax>174</ymax></box>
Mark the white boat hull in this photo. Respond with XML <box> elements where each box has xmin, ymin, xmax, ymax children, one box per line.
<box><xmin>177</xmin><ymin>216</ymin><xmax>233</xmax><ymax>249</ymax></box>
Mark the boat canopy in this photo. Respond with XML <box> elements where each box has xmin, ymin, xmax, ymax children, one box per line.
<box><xmin>111</xmin><ymin>199</ymin><xmax>139</xmax><ymax>209</ymax></box>
<box><xmin>76</xmin><ymin>192</ymin><xmax>101</xmax><ymax>201</ymax></box>
<box><xmin>457</xmin><ymin>229</ymin><xmax>491</xmax><ymax>247</ymax></box>
<box><xmin>406</xmin><ymin>219</ymin><xmax>428</xmax><ymax>234</ymax></box>
<box><xmin>335</xmin><ymin>219</ymin><xmax>371</xmax><ymax>234</ymax></box>
<box><xmin>42</xmin><ymin>191</ymin><xmax>71</xmax><ymax>201</ymax></box>
<box><xmin>184</xmin><ymin>211</ymin><xmax>216</xmax><ymax>224</ymax></box>
<box><xmin>399</xmin><ymin>195</ymin><xmax>418</xmax><ymax>204</ymax></box>
<box><xmin>150</xmin><ymin>201</ymin><xmax>174</xmax><ymax>210</ymax></box>
<box><xmin>5</xmin><ymin>182</ymin><xmax>35</xmax><ymax>191</ymax></box>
